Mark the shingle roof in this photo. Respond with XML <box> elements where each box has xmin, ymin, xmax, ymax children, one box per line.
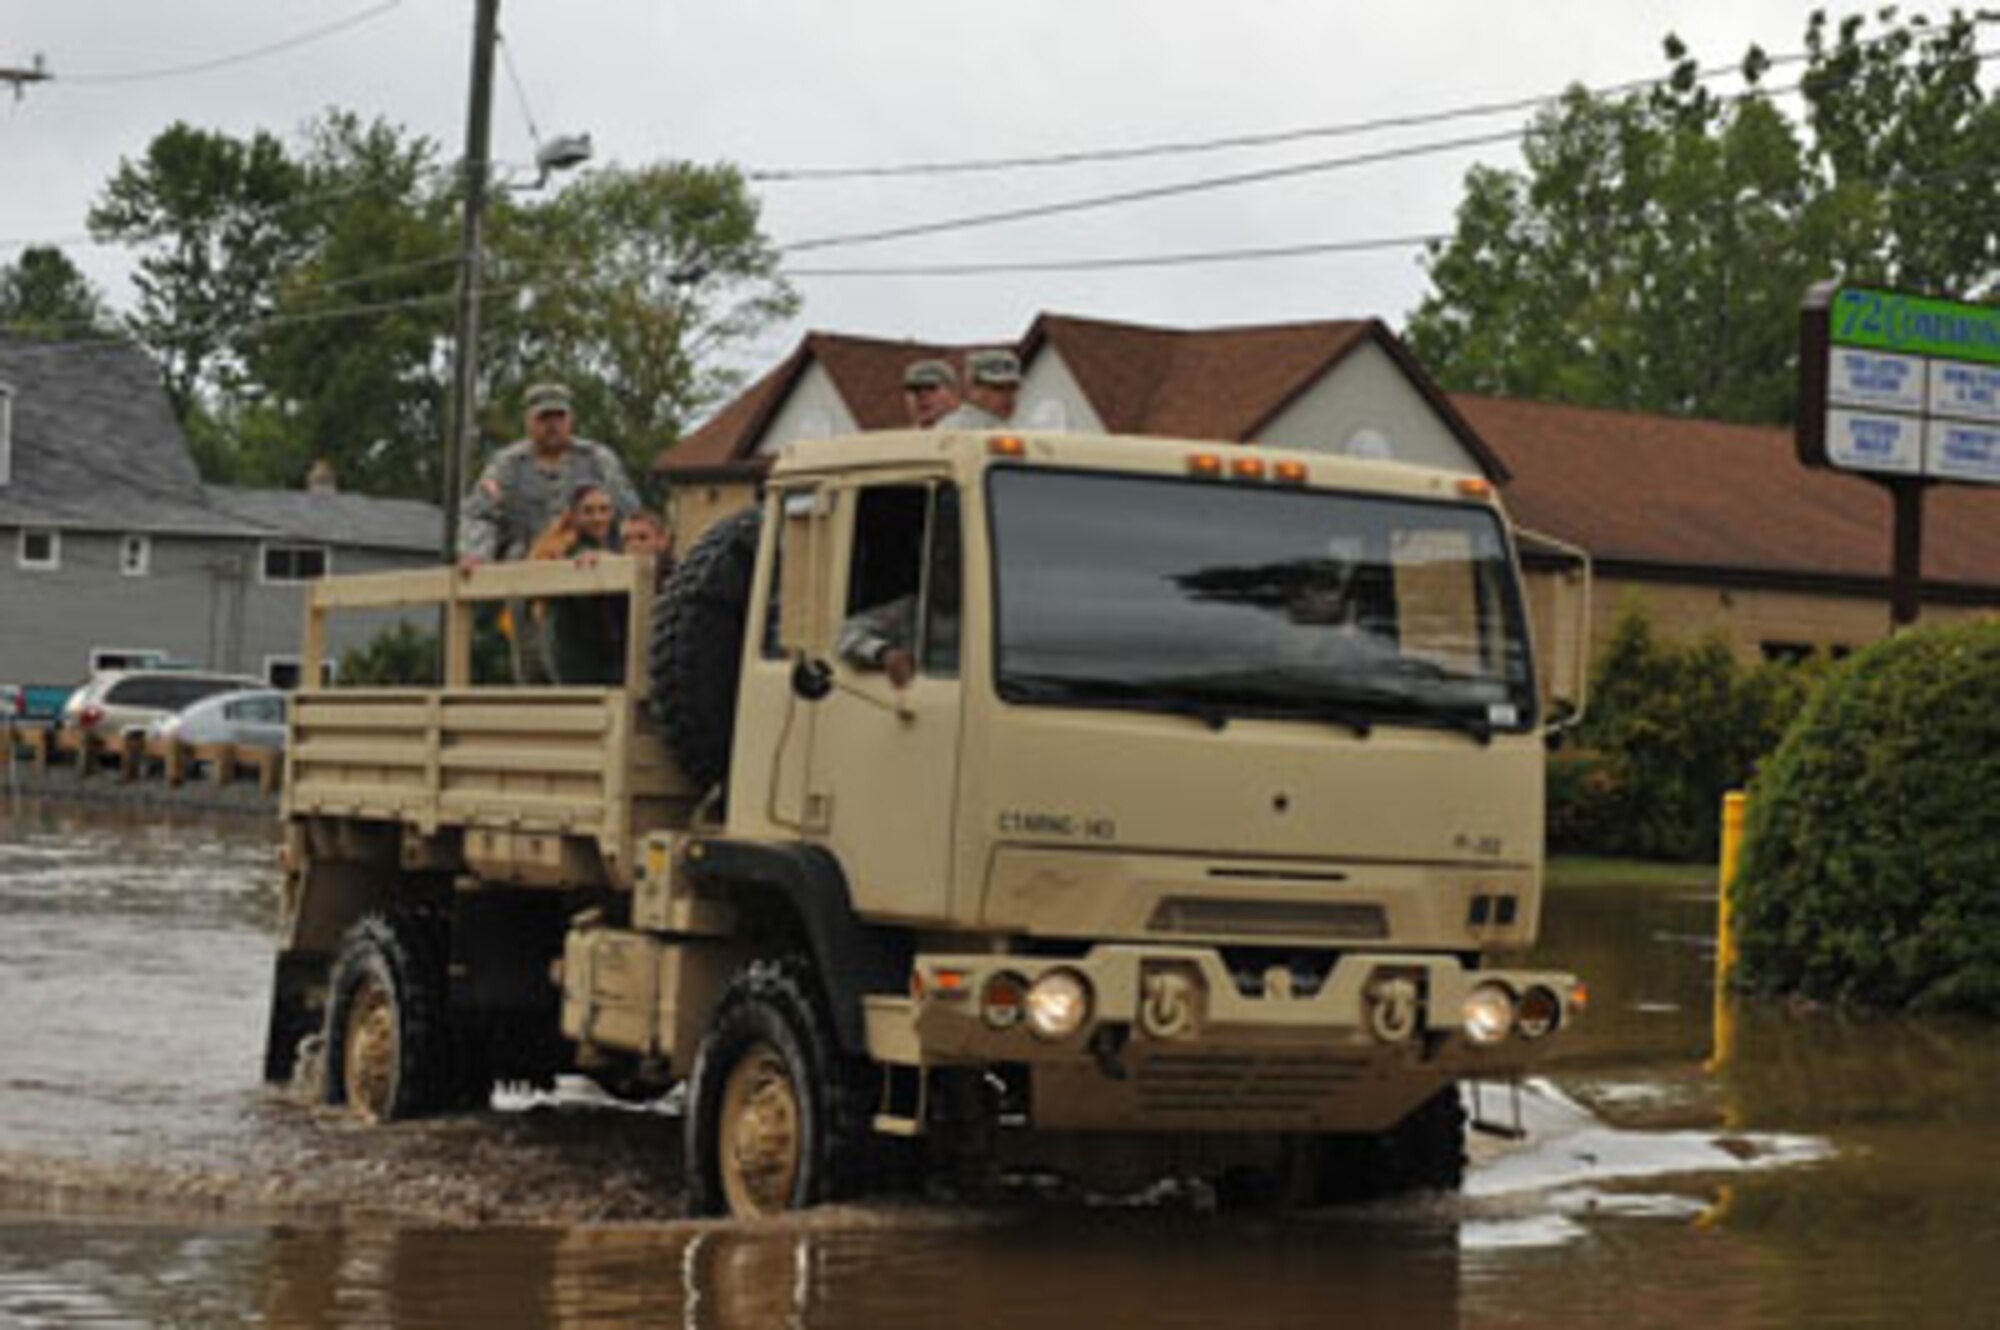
<box><xmin>0</xmin><ymin>335</ymin><xmax>443</xmax><ymax>549</ymax></box>
<box><xmin>0</xmin><ymin>336</ymin><xmax>253</xmax><ymax>536</ymax></box>
<box><xmin>1457</xmin><ymin>393</ymin><xmax>2000</xmax><ymax>591</ymax></box>
<box><xmin>204</xmin><ymin>486</ymin><xmax>443</xmax><ymax>553</ymax></box>
<box><xmin>653</xmin><ymin>316</ymin><xmax>2000</xmax><ymax>597</ymax></box>
<box><xmin>1025</xmin><ymin>313</ymin><xmax>1505</xmax><ymax>479</ymax></box>
<box><xmin>658</xmin><ymin>314</ymin><xmax>1506</xmax><ymax>480</ymax></box>
<box><xmin>662</xmin><ymin>331</ymin><xmax>975</xmax><ymax>476</ymax></box>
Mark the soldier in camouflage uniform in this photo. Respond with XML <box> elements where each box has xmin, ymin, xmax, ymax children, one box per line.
<box><xmin>900</xmin><ymin>359</ymin><xmax>962</xmax><ymax>428</ymax></box>
<box><xmin>458</xmin><ymin>382</ymin><xmax>640</xmax><ymax>681</ymax></box>
<box><xmin>936</xmin><ymin>348</ymin><xmax>1020</xmax><ymax>429</ymax></box>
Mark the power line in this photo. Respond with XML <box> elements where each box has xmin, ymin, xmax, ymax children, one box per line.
<box><xmin>785</xmin><ymin>232</ymin><xmax>1452</xmax><ymax>279</ymax></box>
<box><xmin>747</xmin><ymin>22</ymin><xmax>1993</xmax><ymax>184</ymax></box>
<box><xmin>776</xmin><ymin>49</ymin><xmax>2000</xmax><ymax>257</ymax></box>
<box><xmin>58</xmin><ymin>1</ymin><xmax>403</xmax><ymax>86</ymax></box>
<box><xmin>778</xmin><ymin>126</ymin><xmax>1525</xmax><ymax>255</ymax></box>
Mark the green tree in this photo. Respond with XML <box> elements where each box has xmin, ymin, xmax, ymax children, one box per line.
<box><xmin>1549</xmin><ymin>602</ymin><xmax>1818</xmax><ymax>860</ymax></box>
<box><xmin>87</xmin><ymin>122</ymin><xmax>310</xmax><ymax>418</ymax></box>
<box><xmin>0</xmin><ymin>246</ymin><xmax>112</xmax><ymax>338</ymax></box>
<box><xmin>242</xmin><ymin>112</ymin><xmax>457</xmax><ymax>496</ymax></box>
<box><xmin>1409</xmin><ymin>9</ymin><xmax>2000</xmax><ymax>425</ymax></box>
<box><xmin>481</xmin><ymin>162</ymin><xmax>800</xmax><ymax>483</ymax></box>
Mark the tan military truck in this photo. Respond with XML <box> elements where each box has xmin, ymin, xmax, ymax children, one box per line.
<box><xmin>264</xmin><ymin>428</ymin><xmax>1589</xmax><ymax>1217</ymax></box>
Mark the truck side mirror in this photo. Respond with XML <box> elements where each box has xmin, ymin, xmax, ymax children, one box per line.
<box><xmin>1515</xmin><ymin>527</ymin><xmax>1592</xmax><ymax>734</ymax></box>
<box><xmin>791</xmin><ymin>655</ymin><xmax>833</xmax><ymax>702</ymax></box>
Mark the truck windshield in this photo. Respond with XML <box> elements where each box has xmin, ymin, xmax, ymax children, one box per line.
<box><xmin>987</xmin><ymin>467</ymin><xmax>1537</xmax><ymax>735</ymax></box>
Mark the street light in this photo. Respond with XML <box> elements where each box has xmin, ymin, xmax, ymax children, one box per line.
<box><xmin>532</xmin><ymin>133</ymin><xmax>593</xmax><ymax>187</ymax></box>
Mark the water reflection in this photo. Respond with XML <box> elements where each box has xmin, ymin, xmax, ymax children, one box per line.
<box><xmin>249</xmin><ymin>1213</ymin><xmax>1469</xmax><ymax>1330</ymax></box>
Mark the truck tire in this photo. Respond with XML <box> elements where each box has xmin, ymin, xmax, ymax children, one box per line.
<box><xmin>1313</xmin><ymin>1084</ymin><xmax>1466</xmax><ymax>1203</ymax></box>
<box><xmin>684</xmin><ymin>956</ymin><xmax>877</xmax><ymax>1218</ymax></box>
<box><xmin>321</xmin><ymin>910</ymin><xmax>457</xmax><ymax>1122</ymax></box>
<box><xmin>650</xmin><ymin>506</ymin><xmax>762</xmax><ymax>791</ymax></box>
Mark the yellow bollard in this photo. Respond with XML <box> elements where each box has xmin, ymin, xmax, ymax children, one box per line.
<box><xmin>1708</xmin><ymin>791</ymin><xmax>1748</xmax><ymax>1072</ymax></box>
<box><xmin>1716</xmin><ymin>792</ymin><xmax>1747</xmax><ymax>984</ymax></box>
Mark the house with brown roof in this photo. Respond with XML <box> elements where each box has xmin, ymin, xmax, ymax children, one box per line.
<box><xmin>660</xmin><ymin>313</ymin><xmax>2000</xmax><ymax>667</ymax></box>
<box><xmin>661</xmin><ymin>314</ymin><xmax>1504</xmax><ymax>551</ymax></box>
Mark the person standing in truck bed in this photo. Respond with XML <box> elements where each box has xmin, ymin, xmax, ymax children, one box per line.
<box><xmin>938</xmin><ymin>348</ymin><xmax>1021</xmax><ymax>428</ymax></box>
<box><xmin>458</xmin><ymin>382</ymin><xmax>639</xmax><ymax>681</ymax></box>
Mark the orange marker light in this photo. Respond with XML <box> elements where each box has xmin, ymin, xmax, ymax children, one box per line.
<box><xmin>1456</xmin><ymin>477</ymin><xmax>1493</xmax><ymax>498</ymax></box>
<box><xmin>1274</xmin><ymin>459</ymin><xmax>1310</xmax><ymax>485</ymax></box>
<box><xmin>989</xmin><ymin>435</ymin><xmax>1027</xmax><ymax>458</ymax></box>
<box><xmin>1230</xmin><ymin>456</ymin><xmax>1267</xmax><ymax>481</ymax></box>
<box><xmin>1187</xmin><ymin>452</ymin><xmax>1224</xmax><ymax>477</ymax></box>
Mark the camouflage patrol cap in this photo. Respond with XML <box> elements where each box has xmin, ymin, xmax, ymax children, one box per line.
<box><xmin>524</xmin><ymin>381</ymin><xmax>574</xmax><ymax>415</ymax></box>
<box><xmin>967</xmin><ymin>348</ymin><xmax>1022</xmax><ymax>387</ymax></box>
<box><xmin>902</xmin><ymin>359</ymin><xmax>957</xmax><ymax>390</ymax></box>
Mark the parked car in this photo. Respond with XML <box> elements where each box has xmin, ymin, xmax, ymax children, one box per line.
<box><xmin>149</xmin><ymin>689</ymin><xmax>288</xmax><ymax>750</ymax></box>
<box><xmin>4</xmin><ymin>683</ymin><xmax>75</xmax><ymax>727</ymax></box>
<box><xmin>60</xmin><ymin>670</ymin><xmax>263</xmax><ymax>738</ymax></box>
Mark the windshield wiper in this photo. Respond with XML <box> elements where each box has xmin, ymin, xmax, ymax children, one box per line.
<box><xmin>1002</xmin><ymin>673</ymin><xmax>1232</xmax><ymax>731</ymax></box>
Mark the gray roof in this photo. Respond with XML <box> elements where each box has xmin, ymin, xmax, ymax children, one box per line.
<box><xmin>0</xmin><ymin>336</ymin><xmax>255</xmax><ymax>537</ymax></box>
<box><xmin>205</xmin><ymin>486</ymin><xmax>442</xmax><ymax>553</ymax></box>
<box><xmin>0</xmin><ymin>335</ymin><xmax>442</xmax><ymax>551</ymax></box>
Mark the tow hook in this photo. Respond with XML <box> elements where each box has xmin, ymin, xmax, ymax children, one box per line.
<box><xmin>1365</xmin><ymin>975</ymin><xmax>1422</xmax><ymax>1044</ymax></box>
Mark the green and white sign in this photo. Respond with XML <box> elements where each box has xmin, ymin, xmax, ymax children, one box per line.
<box><xmin>1799</xmin><ymin>284</ymin><xmax>2000</xmax><ymax>485</ymax></box>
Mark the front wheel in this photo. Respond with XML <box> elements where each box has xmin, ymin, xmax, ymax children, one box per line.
<box><xmin>1313</xmin><ymin>1084</ymin><xmax>1466</xmax><ymax>1203</ymax></box>
<box><xmin>684</xmin><ymin>957</ymin><xmax>874</xmax><ymax>1218</ymax></box>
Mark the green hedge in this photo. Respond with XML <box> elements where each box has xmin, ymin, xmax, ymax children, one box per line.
<box><xmin>1735</xmin><ymin>618</ymin><xmax>2000</xmax><ymax>1016</ymax></box>
<box><xmin>1548</xmin><ymin>604</ymin><xmax>1817</xmax><ymax>862</ymax></box>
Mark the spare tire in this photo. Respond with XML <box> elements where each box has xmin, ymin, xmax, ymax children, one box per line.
<box><xmin>651</xmin><ymin>505</ymin><xmax>763</xmax><ymax>789</ymax></box>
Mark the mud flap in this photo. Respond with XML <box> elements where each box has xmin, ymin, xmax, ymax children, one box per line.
<box><xmin>262</xmin><ymin>950</ymin><xmax>328</xmax><ymax>1085</ymax></box>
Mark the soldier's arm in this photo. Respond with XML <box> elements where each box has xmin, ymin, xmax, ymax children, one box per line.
<box><xmin>458</xmin><ymin>455</ymin><xmax>506</xmax><ymax>562</ymax></box>
<box><xmin>836</xmin><ymin>597</ymin><xmax>914</xmax><ymax>670</ymax></box>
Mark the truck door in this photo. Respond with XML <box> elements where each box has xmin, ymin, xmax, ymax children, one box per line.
<box><xmin>806</xmin><ymin>480</ymin><xmax>965</xmax><ymax>921</ymax></box>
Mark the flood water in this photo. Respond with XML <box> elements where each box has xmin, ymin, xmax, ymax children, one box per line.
<box><xmin>0</xmin><ymin>802</ymin><xmax>1996</xmax><ymax>1328</ymax></box>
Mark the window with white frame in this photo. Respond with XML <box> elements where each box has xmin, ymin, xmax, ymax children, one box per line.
<box><xmin>17</xmin><ymin>528</ymin><xmax>59</xmax><ymax>571</ymax></box>
<box><xmin>119</xmin><ymin>533</ymin><xmax>151</xmax><ymax>576</ymax></box>
<box><xmin>260</xmin><ymin>543</ymin><xmax>331</xmax><ymax>584</ymax></box>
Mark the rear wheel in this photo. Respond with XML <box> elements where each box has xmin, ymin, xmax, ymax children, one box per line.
<box><xmin>321</xmin><ymin>910</ymin><xmax>457</xmax><ymax>1122</ymax></box>
<box><xmin>685</xmin><ymin>957</ymin><xmax>876</xmax><ymax>1218</ymax></box>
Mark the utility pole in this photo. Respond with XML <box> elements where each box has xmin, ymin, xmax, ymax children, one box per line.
<box><xmin>0</xmin><ymin>54</ymin><xmax>51</xmax><ymax>100</ymax></box>
<box><xmin>442</xmin><ymin>0</ymin><xmax>499</xmax><ymax>563</ymax></box>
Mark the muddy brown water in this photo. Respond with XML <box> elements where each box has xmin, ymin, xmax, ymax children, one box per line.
<box><xmin>1</xmin><ymin>803</ymin><xmax>1996</xmax><ymax>1327</ymax></box>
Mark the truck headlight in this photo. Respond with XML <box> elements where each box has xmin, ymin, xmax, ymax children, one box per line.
<box><xmin>1025</xmin><ymin>969</ymin><xmax>1092</xmax><ymax>1041</ymax></box>
<box><xmin>1516</xmin><ymin>984</ymin><xmax>1562</xmax><ymax>1040</ymax></box>
<box><xmin>981</xmin><ymin>971</ymin><xmax>1028</xmax><ymax>1030</ymax></box>
<box><xmin>1462</xmin><ymin>983</ymin><xmax>1516</xmax><ymax>1045</ymax></box>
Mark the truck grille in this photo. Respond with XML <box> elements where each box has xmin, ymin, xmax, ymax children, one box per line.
<box><xmin>1134</xmin><ymin>1052</ymin><xmax>1369</xmax><ymax>1115</ymax></box>
<box><xmin>1147</xmin><ymin>896</ymin><xmax>1386</xmax><ymax>940</ymax></box>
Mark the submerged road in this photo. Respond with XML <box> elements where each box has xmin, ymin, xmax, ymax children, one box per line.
<box><xmin>0</xmin><ymin>801</ymin><xmax>1996</xmax><ymax>1327</ymax></box>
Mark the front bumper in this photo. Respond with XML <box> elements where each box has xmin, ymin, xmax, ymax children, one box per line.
<box><xmin>865</xmin><ymin>945</ymin><xmax>1580</xmax><ymax>1132</ymax></box>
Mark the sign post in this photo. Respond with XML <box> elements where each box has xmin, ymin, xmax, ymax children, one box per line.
<box><xmin>1798</xmin><ymin>283</ymin><xmax>2000</xmax><ymax>627</ymax></box>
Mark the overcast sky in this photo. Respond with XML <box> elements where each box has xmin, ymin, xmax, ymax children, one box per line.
<box><xmin>0</xmin><ymin>1</ymin><xmax>1959</xmax><ymax>376</ymax></box>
